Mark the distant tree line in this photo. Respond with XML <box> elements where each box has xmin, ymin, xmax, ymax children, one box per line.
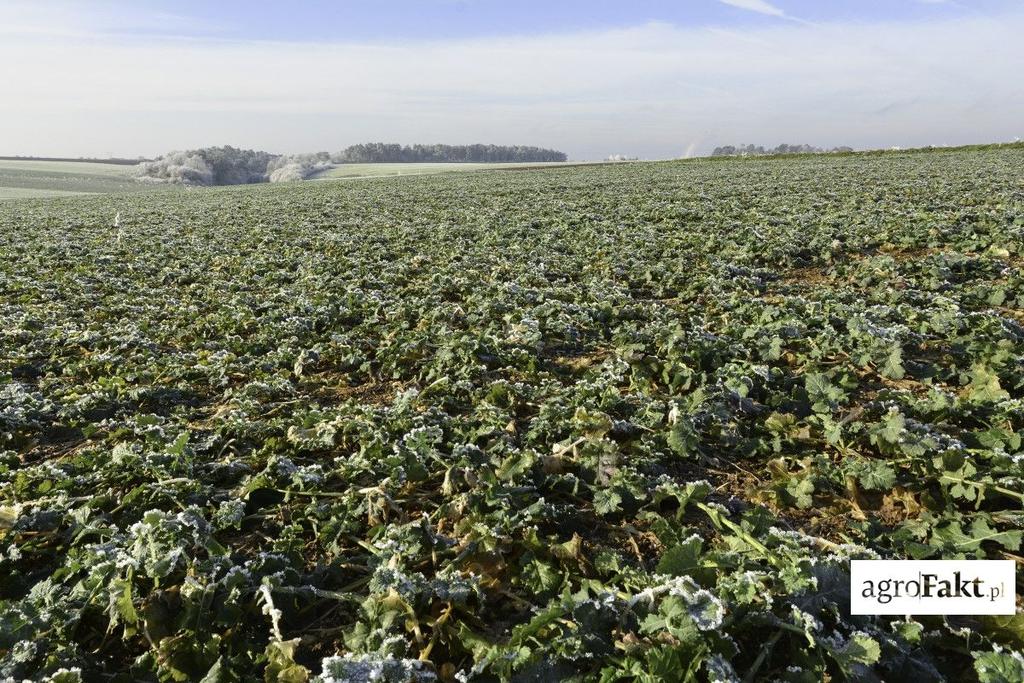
<box><xmin>711</xmin><ymin>143</ymin><xmax>854</xmax><ymax>157</ymax></box>
<box><xmin>332</xmin><ymin>143</ymin><xmax>567</xmax><ymax>163</ymax></box>
<box><xmin>135</xmin><ymin>143</ymin><xmax>568</xmax><ymax>186</ymax></box>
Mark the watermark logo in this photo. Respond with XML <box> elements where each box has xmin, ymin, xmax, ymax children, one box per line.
<box><xmin>850</xmin><ymin>560</ymin><xmax>1016</xmax><ymax>615</ymax></box>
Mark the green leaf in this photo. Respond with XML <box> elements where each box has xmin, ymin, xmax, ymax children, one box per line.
<box><xmin>593</xmin><ymin>488</ymin><xmax>623</xmax><ymax>516</ymax></box>
<box><xmin>968</xmin><ymin>517</ymin><xmax>1022</xmax><ymax>551</ymax></box>
<box><xmin>786</xmin><ymin>475</ymin><xmax>815</xmax><ymax>509</ymax></box>
<box><xmin>157</xmin><ymin>634</ymin><xmax>221</xmax><ymax>682</ymax></box>
<box><xmin>974</xmin><ymin>649</ymin><xmax>1024</xmax><ymax>683</ymax></box>
<box><xmin>892</xmin><ymin>619</ymin><xmax>923</xmax><ymax>645</ymax></box>
<box><xmin>805</xmin><ymin>373</ymin><xmax>845</xmax><ymax>413</ymax></box>
<box><xmin>849</xmin><ymin>460</ymin><xmax>897</xmax><ymax>491</ymax></box>
<box><xmin>764</xmin><ymin>412</ymin><xmax>796</xmax><ymax>434</ymax></box>
<box><xmin>667</xmin><ymin>418</ymin><xmax>699</xmax><ymax>457</ymax></box>
<box><xmin>869</xmin><ymin>408</ymin><xmax>906</xmax><ymax>447</ymax></box>
<box><xmin>979</xmin><ymin>614</ymin><xmax>1024</xmax><ymax>649</ymax></box>
<box><xmin>642</xmin><ymin>647</ymin><xmax>693</xmax><ymax>682</ymax></box>
<box><xmin>550</xmin><ymin>534</ymin><xmax>583</xmax><ymax>563</ymax></box>
<box><xmin>264</xmin><ymin>639</ymin><xmax>310</xmax><ymax>683</ymax></box>
<box><xmin>880</xmin><ymin>346</ymin><xmax>905</xmax><ymax>380</ymax></box>
<box><xmin>168</xmin><ymin>431</ymin><xmax>190</xmax><ymax>456</ymax></box>
<box><xmin>496</xmin><ymin>450</ymin><xmax>535</xmax><ymax>481</ymax></box>
<box><xmin>968</xmin><ymin>365</ymin><xmax>1010</xmax><ymax>403</ymax></box>
<box><xmin>199</xmin><ymin>658</ymin><xmax>227</xmax><ymax>683</ymax></box>
<box><xmin>573</xmin><ymin>407</ymin><xmax>613</xmax><ymax>438</ymax></box>
<box><xmin>109</xmin><ymin>576</ymin><xmax>139</xmax><ymax>630</ymax></box>
<box><xmin>656</xmin><ymin>536</ymin><xmax>702</xmax><ymax>577</ymax></box>
<box><xmin>830</xmin><ymin>632</ymin><xmax>881</xmax><ymax>673</ymax></box>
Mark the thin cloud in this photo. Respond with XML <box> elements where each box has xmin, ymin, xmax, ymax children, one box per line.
<box><xmin>0</xmin><ymin>0</ymin><xmax>222</xmax><ymax>39</ymax></box>
<box><xmin>717</xmin><ymin>0</ymin><xmax>787</xmax><ymax>18</ymax></box>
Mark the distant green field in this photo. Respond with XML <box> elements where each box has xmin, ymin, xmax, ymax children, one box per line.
<box><xmin>0</xmin><ymin>160</ymin><xmax>593</xmax><ymax>199</ymax></box>
<box><xmin>314</xmin><ymin>161</ymin><xmax>583</xmax><ymax>179</ymax></box>
<box><xmin>0</xmin><ymin>186</ymin><xmax>91</xmax><ymax>200</ymax></box>
<box><xmin>0</xmin><ymin>159</ymin><xmax>147</xmax><ymax>200</ymax></box>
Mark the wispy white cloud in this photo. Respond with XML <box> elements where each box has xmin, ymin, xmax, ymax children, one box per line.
<box><xmin>0</xmin><ymin>3</ymin><xmax>1021</xmax><ymax>159</ymax></box>
<box><xmin>0</xmin><ymin>0</ymin><xmax>221</xmax><ymax>39</ymax></box>
<box><xmin>913</xmin><ymin>0</ymin><xmax>967</xmax><ymax>8</ymax></box>
<box><xmin>717</xmin><ymin>0</ymin><xmax>787</xmax><ymax>18</ymax></box>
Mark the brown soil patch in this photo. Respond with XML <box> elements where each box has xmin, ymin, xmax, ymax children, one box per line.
<box><xmin>780</xmin><ymin>266</ymin><xmax>833</xmax><ymax>286</ymax></box>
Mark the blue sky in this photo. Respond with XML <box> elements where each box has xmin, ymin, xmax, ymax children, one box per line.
<box><xmin>1</xmin><ymin>0</ymin><xmax>1022</xmax><ymax>159</ymax></box>
<box><xmin>40</xmin><ymin>0</ymin><xmax>1019</xmax><ymax>42</ymax></box>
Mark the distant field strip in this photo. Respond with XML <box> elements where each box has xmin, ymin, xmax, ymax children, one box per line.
<box><xmin>0</xmin><ymin>186</ymin><xmax>90</xmax><ymax>200</ymax></box>
<box><xmin>0</xmin><ymin>159</ymin><xmax>597</xmax><ymax>199</ymax></box>
<box><xmin>0</xmin><ymin>160</ymin><xmax>135</xmax><ymax>175</ymax></box>
<box><xmin>314</xmin><ymin>161</ymin><xmax>587</xmax><ymax>179</ymax></box>
<box><xmin>0</xmin><ymin>159</ymin><xmax>144</xmax><ymax>199</ymax></box>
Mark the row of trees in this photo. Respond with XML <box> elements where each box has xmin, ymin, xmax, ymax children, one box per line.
<box><xmin>711</xmin><ymin>143</ymin><xmax>854</xmax><ymax>157</ymax></box>
<box><xmin>333</xmin><ymin>143</ymin><xmax>567</xmax><ymax>163</ymax></box>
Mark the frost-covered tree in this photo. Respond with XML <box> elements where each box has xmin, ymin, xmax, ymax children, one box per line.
<box><xmin>135</xmin><ymin>146</ymin><xmax>277</xmax><ymax>186</ymax></box>
<box><xmin>134</xmin><ymin>151</ymin><xmax>214</xmax><ymax>185</ymax></box>
<box><xmin>265</xmin><ymin>152</ymin><xmax>332</xmax><ymax>183</ymax></box>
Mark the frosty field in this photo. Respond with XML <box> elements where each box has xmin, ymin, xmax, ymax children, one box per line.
<box><xmin>1</xmin><ymin>146</ymin><xmax>1022</xmax><ymax>682</ymax></box>
<box><xmin>0</xmin><ymin>160</ymin><xmax>145</xmax><ymax>200</ymax></box>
